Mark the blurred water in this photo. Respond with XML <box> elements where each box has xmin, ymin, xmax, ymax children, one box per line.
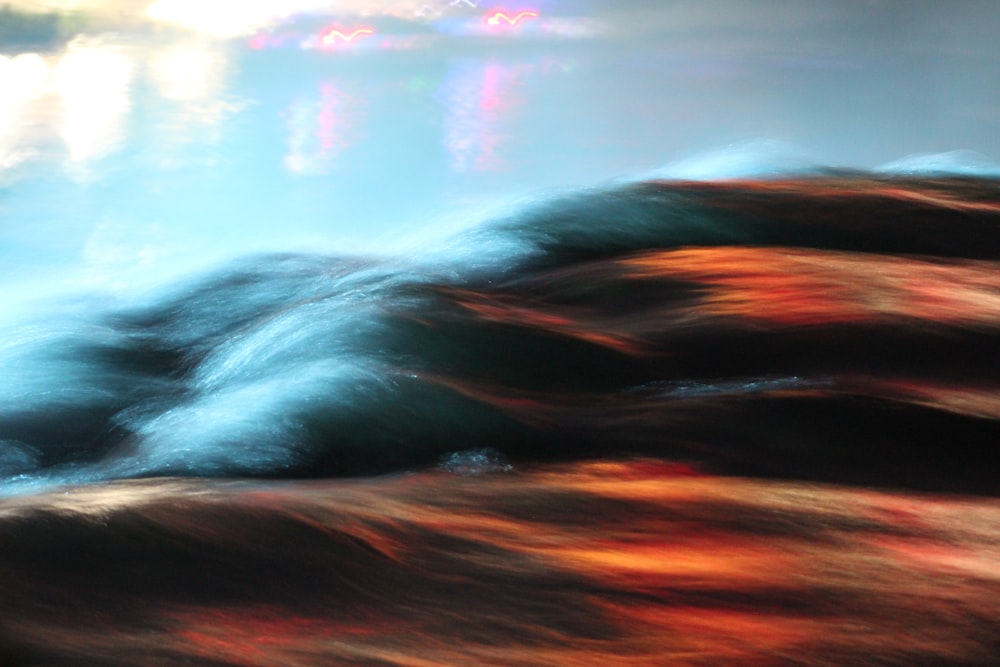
<box><xmin>1</xmin><ymin>0</ymin><xmax>999</xmax><ymax>302</ymax></box>
<box><xmin>2</xmin><ymin>10</ymin><xmax>1000</xmax><ymax>663</ymax></box>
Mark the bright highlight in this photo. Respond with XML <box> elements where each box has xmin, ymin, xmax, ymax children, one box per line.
<box><xmin>321</xmin><ymin>28</ymin><xmax>375</xmax><ymax>46</ymax></box>
<box><xmin>146</xmin><ymin>0</ymin><xmax>328</xmax><ymax>38</ymax></box>
<box><xmin>56</xmin><ymin>46</ymin><xmax>134</xmax><ymax>162</ymax></box>
<box><xmin>487</xmin><ymin>10</ymin><xmax>538</xmax><ymax>26</ymax></box>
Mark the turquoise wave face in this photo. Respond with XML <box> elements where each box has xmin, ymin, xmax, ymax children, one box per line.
<box><xmin>2</xmin><ymin>176</ymin><xmax>999</xmax><ymax>494</ymax></box>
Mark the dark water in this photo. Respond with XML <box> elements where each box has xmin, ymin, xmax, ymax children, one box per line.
<box><xmin>2</xmin><ymin>176</ymin><xmax>1000</xmax><ymax>665</ymax></box>
<box><xmin>4</xmin><ymin>175</ymin><xmax>1000</xmax><ymax>492</ymax></box>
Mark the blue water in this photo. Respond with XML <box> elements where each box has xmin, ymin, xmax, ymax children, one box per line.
<box><xmin>2</xmin><ymin>0</ymin><xmax>999</xmax><ymax>303</ymax></box>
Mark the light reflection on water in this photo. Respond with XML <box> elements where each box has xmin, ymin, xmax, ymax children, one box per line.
<box><xmin>58</xmin><ymin>42</ymin><xmax>134</xmax><ymax>164</ymax></box>
<box><xmin>0</xmin><ymin>2</ymin><xmax>998</xmax><ymax>302</ymax></box>
<box><xmin>150</xmin><ymin>40</ymin><xmax>227</xmax><ymax>103</ymax></box>
<box><xmin>283</xmin><ymin>79</ymin><xmax>366</xmax><ymax>175</ymax></box>
<box><xmin>0</xmin><ymin>53</ymin><xmax>50</xmax><ymax>170</ymax></box>
<box><xmin>438</xmin><ymin>59</ymin><xmax>534</xmax><ymax>173</ymax></box>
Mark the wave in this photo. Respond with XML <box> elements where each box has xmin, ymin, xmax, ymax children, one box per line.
<box><xmin>2</xmin><ymin>171</ymin><xmax>999</xmax><ymax>665</ymax></box>
<box><xmin>0</xmin><ymin>461</ymin><xmax>998</xmax><ymax>666</ymax></box>
<box><xmin>877</xmin><ymin>150</ymin><xmax>1000</xmax><ymax>177</ymax></box>
<box><xmin>2</xmin><ymin>173</ymin><xmax>1000</xmax><ymax>494</ymax></box>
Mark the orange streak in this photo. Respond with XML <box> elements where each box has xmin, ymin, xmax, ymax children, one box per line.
<box><xmin>841</xmin><ymin>377</ymin><xmax>1000</xmax><ymax>419</ymax></box>
<box><xmin>619</xmin><ymin>247</ymin><xmax>1000</xmax><ymax>328</ymax></box>
<box><xmin>665</xmin><ymin>178</ymin><xmax>1000</xmax><ymax>214</ymax></box>
<box><xmin>2</xmin><ymin>462</ymin><xmax>998</xmax><ymax>665</ymax></box>
<box><xmin>443</xmin><ymin>287</ymin><xmax>648</xmax><ymax>355</ymax></box>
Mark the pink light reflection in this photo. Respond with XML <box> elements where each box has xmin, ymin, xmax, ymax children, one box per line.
<box><xmin>487</xmin><ymin>10</ymin><xmax>539</xmax><ymax>26</ymax></box>
<box><xmin>283</xmin><ymin>80</ymin><xmax>365</xmax><ymax>175</ymax></box>
<box><xmin>320</xmin><ymin>28</ymin><xmax>374</xmax><ymax>48</ymax></box>
<box><xmin>439</xmin><ymin>61</ymin><xmax>533</xmax><ymax>172</ymax></box>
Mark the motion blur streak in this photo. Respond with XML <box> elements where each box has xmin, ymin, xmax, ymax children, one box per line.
<box><xmin>684</xmin><ymin>178</ymin><xmax>1000</xmax><ymax>213</ymax></box>
<box><xmin>1</xmin><ymin>176</ymin><xmax>999</xmax><ymax>665</ymax></box>
<box><xmin>618</xmin><ymin>247</ymin><xmax>1000</xmax><ymax>327</ymax></box>
<box><xmin>443</xmin><ymin>286</ymin><xmax>648</xmax><ymax>354</ymax></box>
<box><xmin>2</xmin><ymin>176</ymin><xmax>1000</xmax><ymax>491</ymax></box>
<box><xmin>0</xmin><ymin>461</ymin><xmax>996</xmax><ymax>666</ymax></box>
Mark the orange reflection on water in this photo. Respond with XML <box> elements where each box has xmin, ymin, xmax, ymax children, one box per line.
<box><xmin>676</xmin><ymin>177</ymin><xmax>1000</xmax><ymax>214</ymax></box>
<box><xmin>167</xmin><ymin>606</ymin><xmax>389</xmax><ymax>665</ymax></box>
<box><xmin>620</xmin><ymin>246</ymin><xmax>1000</xmax><ymax>328</ymax></box>
<box><xmin>842</xmin><ymin>377</ymin><xmax>1000</xmax><ymax>419</ymax></box>
<box><xmin>444</xmin><ymin>287</ymin><xmax>647</xmax><ymax>354</ymax></box>
<box><xmin>1</xmin><ymin>461</ymin><xmax>998</xmax><ymax>665</ymax></box>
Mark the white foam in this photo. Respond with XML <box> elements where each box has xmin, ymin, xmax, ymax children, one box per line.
<box><xmin>876</xmin><ymin>150</ymin><xmax>1000</xmax><ymax>177</ymax></box>
<box><xmin>635</xmin><ymin>140</ymin><xmax>818</xmax><ymax>181</ymax></box>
